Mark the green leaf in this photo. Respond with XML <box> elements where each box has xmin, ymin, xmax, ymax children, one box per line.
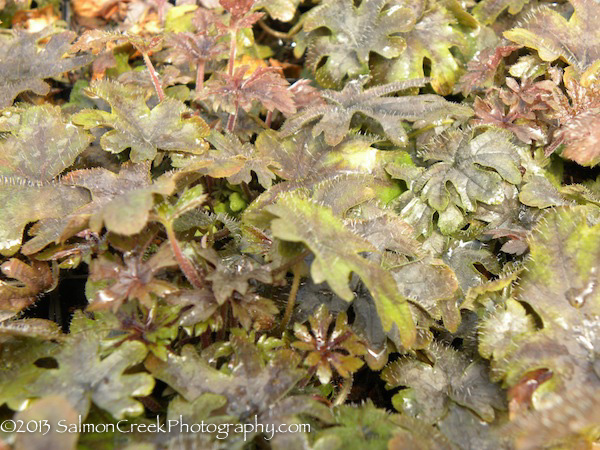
<box><xmin>382</xmin><ymin>342</ymin><xmax>505</xmax><ymax>424</ymax></box>
<box><xmin>0</xmin><ymin>340</ymin><xmax>59</xmax><ymax>410</ymax></box>
<box><xmin>30</xmin><ymin>313</ymin><xmax>154</xmax><ymax>419</ymax></box>
<box><xmin>172</xmin><ymin>130</ymin><xmax>277</xmax><ymax>188</ymax></box>
<box><xmin>473</xmin><ymin>0</ymin><xmax>531</xmax><ymax>25</ymax></box>
<box><xmin>478</xmin><ymin>299</ymin><xmax>536</xmax><ymax>362</ymax></box>
<box><xmin>374</xmin><ymin>1</ymin><xmax>469</xmax><ymax>94</ymax></box>
<box><xmin>314</xmin><ymin>400</ymin><xmax>453</xmax><ymax>449</ymax></box>
<box><xmin>244</xmin><ymin>130</ymin><xmax>394</xmax><ymax>224</ymax></box>
<box><xmin>301</xmin><ymin>0</ymin><xmax>414</xmax><ymax>87</ymax></box>
<box><xmin>444</xmin><ymin>240</ymin><xmax>501</xmax><ymax>293</ymax></box>
<box><xmin>255</xmin><ymin>0</ymin><xmax>300</xmax><ymax>22</ymax></box>
<box><xmin>23</xmin><ymin>163</ymin><xmax>179</xmax><ymax>255</ymax></box>
<box><xmin>479</xmin><ymin>206</ymin><xmax>600</xmax><ymax>445</ymax></box>
<box><xmin>258</xmin><ymin>129</ymin><xmax>389</xmax><ymax>182</ymax></box>
<box><xmin>146</xmin><ymin>334</ymin><xmax>331</xmax><ymax>432</ymax></box>
<box><xmin>280</xmin><ymin>78</ymin><xmax>471</xmax><ymax>146</ymax></box>
<box><xmin>391</xmin><ymin>259</ymin><xmax>460</xmax><ymax>332</ymax></box>
<box><xmin>504</xmin><ymin>0</ymin><xmax>600</xmax><ymax>72</ymax></box>
<box><xmin>0</xmin><ymin>105</ymin><xmax>92</xmax><ymax>255</ymax></box>
<box><xmin>518</xmin><ymin>175</ymin><xmax>566</xmax><ymax>208</ymax></box>
<box><xmin>266</xmin><ymin>192</ymin><xmax>416</xmax><ymax>347</ymax></box>
<box><xmin>64</xmin><ymin>163</ymin><xmax>178</xmax><ymax>235</ymax></box>
<box><xmin>72</xmin><ymin>80</ymin><xmax>209</xmax><ymax>163</ymax></box>
<box><xmin>388</xmin><ymin>128</ymin><xmax>522</xmax><ymax>232</ymax></box>
<box><xmin>0</xmin><ymin>29</ymin><xmax>93</xmax><ymax>107</ymax></box>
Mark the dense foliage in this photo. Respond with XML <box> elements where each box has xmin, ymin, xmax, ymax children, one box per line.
<box><xmin>1</xmin><ymin>0</ymin><xmax>599</xmax><ymax>448</ymax></box>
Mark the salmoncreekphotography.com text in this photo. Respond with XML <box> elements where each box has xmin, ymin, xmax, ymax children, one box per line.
<box><xmin>1</xmin><ymin>415</ymin><xmax>310</xmax><ymax>441</ymax></box>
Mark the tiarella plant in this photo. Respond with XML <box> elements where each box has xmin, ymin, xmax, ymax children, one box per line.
<box><xmin>0</xmin><ymin>0</ymin><xmax>600</xmax><ymax>449</ymax></box>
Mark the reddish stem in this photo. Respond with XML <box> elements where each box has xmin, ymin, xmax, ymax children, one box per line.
<box><xmin>157</xmin><ymin>0</ymin><xmax>166</xmax><ymax>23</ymax></box>
<box><xmin>228</xmin><ymin>30</ymin><xmax>237</xmax><ymax>76</ymax></box>
<box><xmin>196</xmin><ymin>60</ymin><xmax>206</xmax><ymax>92</ymax></box>
<box><xmin>142</xmin><ymin>52</ymin><xmax>165</xmax><ymax>102</ymax></box>
<box><xmin>165</xmin><ymin>224</ymin><xmax>203</xmax><ymax>289</ymax></box>
<box><xmin>265</xmin><ymin>110</ymin><xmax>273</xmax><ymax>128</ymax></box>
<box><xmin>227</xmin><ymin>101</ymin><xmax>239</xmax><ymax>132</ymax></box>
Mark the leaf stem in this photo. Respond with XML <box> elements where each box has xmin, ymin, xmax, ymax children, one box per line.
<box><xmin>265</xmin><ymin>110</ymin><xmax>273</xmax><ymax>128</ymax></box>
<box><xmin>278</xmin><ymin>262</ymin><xmax>302</xmax><ymax>335</ymax></box>
<box><xmin>165</xmin><ymin>223</ymin><xmax>204</xmax><ymax>288</ymax></box>
<box><xmin>227</xmin><ymin>101</ymin><xmax>239</xmax><ymax>132</ymax></box>
<box><xmin>257</xmin><ymin>16</ymin><xmax>305</xmax><ymax>40</ymax></box>
<box><xmin>333</xmin><ymin>377</ymin><xmax>353</xmax><ymax>406</ymax></box>
<box><xmin>196</xmin><ymin>60</ymin><xmax>205</xmax><ymax>92</ymax></box>
<box><xmin>228</xmin><ymin>30</ymin><xmax>237</xmax><ymax>77</ymax></box>
<box><xmin>142</xmin><ymin>52</ymin><xmax>165</xmax><ymax>102</ymax></box>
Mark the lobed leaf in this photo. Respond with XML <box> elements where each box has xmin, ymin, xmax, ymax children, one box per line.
<box><xmin>374</xmin><ymin>0</ymin><xmax>470</xmax><ymax>95</ymax></box>
<box><xmin>302</xmin><ymin>0</ymin><xmax>415</xmax><ymax>87</ymax></box>
<box><xmin>473</xmin><ymin>0</ymin><xmax>531</xmax><ymax>25</ymax></box>
<box><xmin>0</xmin><ymin>29</ymin><xmax>93</xmax><ymax>108</ymax></box>
<box><xmin>504</xmin><ymin>0</ymin><xmax>600</xmax><ymax>73</ymax></box>
<box><xmin>266</xmin><ymin>192</ymin><xmax>416</xmax><ymax>347</ymax></box>
<box><xmin>72</xmin><ymin>80</ymin><xmax>209</xmax><ymax>163</ymax></box>
<box><xmin>388</xmin><ymin>128</ymin><xmax>522</xmax><ymax>232</ymax></box>
<box><xmin>280</xmin><ymin>78</ymin><xmax>471</xmax><ymax>146</ymax></box>
<box><xmin>0</xmin><ymin>105</ymin><xmax>92</xmax><ymax>255</ymax></box>
<box><xmin>29</xmin><ymin>313</ymin><xmax>154</xmax><ymax>419</ymax></box>
<box><xmin>382</xmin><ymin>342</ymin><xmax>505</xmax><ymax>424</ymax></box>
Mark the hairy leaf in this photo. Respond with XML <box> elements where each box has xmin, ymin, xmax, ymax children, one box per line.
<box><xmin>382</xmin><ymin>342</ymin><xmax>505</xmax><ymax>424</ymax></box>
<box><xmin>504</xmin><ymin>0</ymin><xmax>600</xmax><ymax>73</ymax></box>
<box><xmin>218</xmin><ymin>0</ymin><xmax>264</xmax><ymax>32</ymax></box>
<box><xmin>479</xmin><ymin>206</ymin><xmax>600</xmax><ymax>444</ymax></box>
<box><xmin>473</xmin><ymin>0</ymin><xmax>531</xmax><ymax>25</ymax></box>
<box><xmin>29</xmin><ymin>313</ymin><xmax>154</xmax><ymax>418</ymax></box>
<box><xmin>0</xmin><ymin>29</ymin><xmax>93</xmax><ymax>107</ymax></box>
<box><xmin>206</xmin><ymin>66</ymin><xmax>296</xmax><ymax>116</ymax></box>
<box><xmin>0</xmin><ymin>105</ymin><xmax>92</xmax><ymax>255</ymax></box>
<box><xmin>280</xmin><ymin>78</ymin><xmax>471</xmax><ymax>146</ymax></box>
<box><xmin>22</xmin><ymin>162</ymin><xmax>177</xmax><ymax>254</ymax></box>
<box><xmin>374</xmin><ymin>0</ymin><xmax>469</xmax><ymax>95</ymax></box>
<box><xmin>63</xmin><ymin>163</ymin><xmax>177</xmax><ymax>235</ymax></box>
<box><xmin>147</xmin><ymin>334</ymin><xmax>330</xmax><ymax>431</ymax></box>
<box><xmin>243</xmin><ymin>130</ymin><xmax>394</xmax><ymax>222</ymax></box>
<box><xmin>293</xmin><ymin>305</ymin><xmax>366</xmax><ymax>384</ymax></box>
<box><xmin>257</xmin><ymin>128</ymin><xmax>388</xmax><ymax>182</ymax></box>
<box><xmin>0</xmin><ymin>259</ymin><xmax>55</xmax><ymax>314</ymax></box>
<box><xmin>88</xmin><ymin>243</ymin><xmax>178</xmax><ymax>310</ymax></box>
<box><xmin>456</xmin><ymin>45</ymin><xmax>521</xmax><ymax>96</ymax></box>
<box><xmin>266</xmin><ymin>192</ymin><xmax>416</xmax><ymax>347</ymax></box>
<box><xmin>547</xmin><ymin>78</ymin><xmax>600</xmax><ymax>166</ymax></box>
<box><xmin>388</xmin><ymin>128</ymin><xmax>522</xmax><ymax>231</ymax></box>
<box><xmin>173</xmin><ymin>130</ymin><xmax>277</xmax><ymax>188</ymax></box>
<box><xmin>302</xmin><ymin>0</ymin><xmax>414</xmax><ymax>87</ymax></box>
<box><xmin>0</xmin><ymin>318</ymin><xmax>63</xmax><ymax>342</ymax></box>
<box><xmin>314</xmin><ymin>400</ymin><xmax>453</xmax><ymax>449</ymax></box>
<box><xmin>72</xmin><ymin>80</ymin><xmax>209</xmax><ymax>162</ymax></box>
<box><xmin>167</xmin><ymin>31</ymin><xmax>227</xmax><ymax>67</ymax></box>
